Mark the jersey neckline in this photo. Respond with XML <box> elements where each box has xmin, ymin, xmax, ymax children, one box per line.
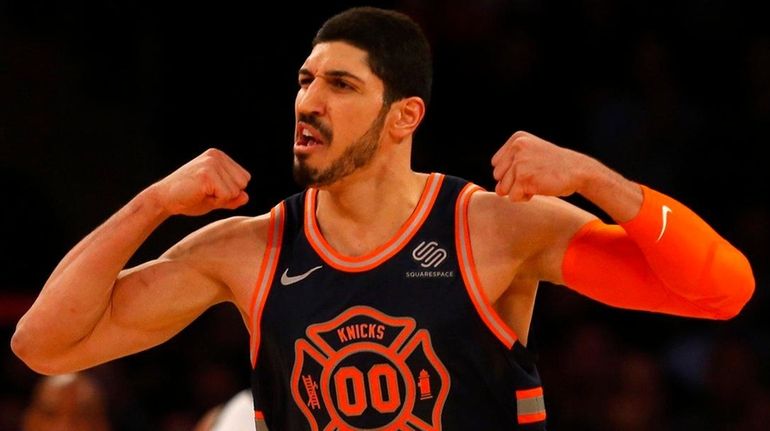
<box><xmin>303</xmin><ymin>173</ymin><xmax>445</xmax><ymax>272</ymax></box>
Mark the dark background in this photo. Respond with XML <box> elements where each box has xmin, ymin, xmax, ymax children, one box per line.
<box><xmin>2</xmin><ymin>0</ymin><xmax>769</xmax><ymax>429</ymax></box>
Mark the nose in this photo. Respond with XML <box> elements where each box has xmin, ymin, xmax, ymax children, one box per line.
<box><xmin>296</xmin><ymin>79</ymin><xmax>327</xmax><ymax>117</ymax></box>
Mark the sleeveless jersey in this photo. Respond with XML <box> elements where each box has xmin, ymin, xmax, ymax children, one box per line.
<box><xmin>248</xmin><ymin>173</ymin><xmax>547</xmax><ymax>430</ymax></box>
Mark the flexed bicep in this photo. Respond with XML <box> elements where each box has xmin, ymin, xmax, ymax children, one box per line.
<box><xmin>72</xmin><ymin>256</ymin><xmax>231</xmax><ymax>366</ymax></box>
<box><xmin>12</xmin><ymin>148</ymin><xmax>257</xmax><ymax>375</ymax></box>
<box><xmin>80</xmin><ymin>214</ymin><xmax>268</xmax><ymax>368</ymax></box>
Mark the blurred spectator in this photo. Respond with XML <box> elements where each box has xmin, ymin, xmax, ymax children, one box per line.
<box><xmin>539</xmin><ymin>321</ymin><xmax>619</xmax><ymax>430</ymax></box>
<box><xmin>22</xmin><ymin>373</ymin><xmax>111</xmax><ymax>431</ymax></box>
<box><xmin>194</xmin><ymin>389</ymin><xmax>255</xmax><ymax>431</ymax></box>
<box><xmin>606</xmin><ymin>351</ymin><xmax>672</xmax><ymax>431</ymax></box>
<box><xmin>701</xmin><ymin>336</ymin><xmax>764</xmax><ymax>429</ymax></box>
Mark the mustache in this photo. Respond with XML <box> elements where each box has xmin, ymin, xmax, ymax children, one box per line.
<box><xmin>298</xmin><ymin>113</ymin><xmax>333</xmax><ymax>143</ymax></box>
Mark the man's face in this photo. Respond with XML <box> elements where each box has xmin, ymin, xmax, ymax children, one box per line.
<box><xmin>293</xmin><ymin>41</ymin><xmax>388</xmax><ymax>188</ymax></box>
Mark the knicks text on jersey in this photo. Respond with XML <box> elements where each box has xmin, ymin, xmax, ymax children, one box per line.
<box><xmin>248</xmin><ymin>174</ymin><xmax>547</xmax><ymax>430</ymax></box>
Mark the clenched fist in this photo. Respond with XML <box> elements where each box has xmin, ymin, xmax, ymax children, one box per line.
<box><xmin>148</xmin><ymin>148</ymin><xmax>252</xmax><ymax>216</ymax></box>
<box><xmin>491</xmin><ymin>131</ymin><xmax>597</xmax><ymax>202</ymax></box>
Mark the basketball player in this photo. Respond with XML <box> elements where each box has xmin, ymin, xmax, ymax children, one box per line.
<box><xmin>12</xmin><ymin>7</ymin><xmax>754</xmax><ymax>430</ymax></box>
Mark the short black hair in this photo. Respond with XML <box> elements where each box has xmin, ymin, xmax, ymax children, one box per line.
<box><xmin>313</xmin><ymin>6</ymin><xmax>432</xmax><ymax>107</ymax></box>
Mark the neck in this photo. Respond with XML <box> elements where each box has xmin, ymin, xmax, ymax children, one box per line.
<box><xmin>319</xmin><ymin>134</ymin><xmax>421</xmax><ymax>219</ymax></box>
<box><xmin>318</xmin><ymin>165</ymin><xmax>425</xmax><ymax>223</ymax></box>
<box><xmin>313</xmin><ymin>141</ymin><xmax>428</xmax><ymax>256</ymax></box>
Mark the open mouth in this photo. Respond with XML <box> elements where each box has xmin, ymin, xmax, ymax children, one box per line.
<box><xmin>295</xmin><ymin>122</ymin><xmax>327</xmax><ymax>148</ymax></box>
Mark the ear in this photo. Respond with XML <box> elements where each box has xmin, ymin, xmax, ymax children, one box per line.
<box><xmin>387</xmin><ymin>96</ymin><xmax>426</xmax><ymax>141</ymax></box>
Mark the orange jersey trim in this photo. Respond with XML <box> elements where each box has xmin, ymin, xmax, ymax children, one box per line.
<box><xmin>516</xmin><ymin>386</ymin><xmax>546</xmax><ymax>424</ymax></box>
<box><xmin>304</xmin><ymin>173</ymin><xmax>444</xmax><ymax>272</ymax></box>
<box><xmin>518</xmin><ymin>412</ymin><xmax>547</xmax><ymax>424</ymax></box>
<box><xmin>248</xmin><ymin>202</ymin><xmax>285</xmax><ymax>367</ymax></box>
<box><xmin>455</xmin><ymin>184</ymin><xmax>518</xmax><ymax>349</ymax></box>
<box><xmin>516</xmin><ymin>386</ymin><xmax>544</xmax><ymax>399</ymax></box>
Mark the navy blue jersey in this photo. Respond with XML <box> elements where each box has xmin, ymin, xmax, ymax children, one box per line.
<box><xmin>248</xmin><ymin>173</ymin><xmax>547</xmax><ymax>430</ymax></box>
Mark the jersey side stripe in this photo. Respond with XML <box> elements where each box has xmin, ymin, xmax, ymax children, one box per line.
<box><xmin>455</xmin><ymin>184</ymin><xmax>518</xmax><ymax>349</ymax></box>
<box><xmin>254</xmin><ymin>411</ymin><xmax>268</xmax><ymax>431</ymax></box>
<box><xmin>516</xmin><ymin>386</ymin><xmax>547</xmax><ymax>424</ymax></box>
<box><xmin>249</xmin><ymin>202</ymin><xmax>285</xmax><ymax>367</ymax></box>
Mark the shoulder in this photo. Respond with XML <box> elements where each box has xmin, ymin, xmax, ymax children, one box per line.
<box><xmin>161</xmin><ymin>212</ymin><xmax>279</xmax><ymax>309</ymax></box>
<box><xmin>468</xmin><ymin>190</ymin><xmax>581</xmax><ymax>227</ymax></box>
<box><xmin>469</xmin><ymin>191</ymin><xmax>592</xmax><ymax>227</ymax></box>
<box><xmin>163</xmin><ymin>214</ymin><xmax>272</xmax><ymax>260</ymax></box>
<box><xmin>467</xmin><ymin>191</ymin><xmax>596</xmax><ymax>263</ymax></box>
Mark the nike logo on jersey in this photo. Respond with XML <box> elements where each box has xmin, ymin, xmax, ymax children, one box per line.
<box><xmin>656</xmin><ymin>205</ymin><xmax>672</xmax><ymax>242</ymax></box>
<box><xmin>281</xmin><ymin>265</ymin><xmax>323</xmax><ymax>286</ymax></box>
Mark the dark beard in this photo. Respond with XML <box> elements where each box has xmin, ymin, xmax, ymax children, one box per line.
<box><xmin>293</xmin><ymin>104</ymin><xmax>388</xmax><ymax>188</ymax></box>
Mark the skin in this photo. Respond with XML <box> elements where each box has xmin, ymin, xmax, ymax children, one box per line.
<box><xmin>11</xmin><ymin>41</ymin><xmax>643</xmax><ymax>375</ymax></box>
<box><xmin>22</xmin><ymin>374</ymin><xmax>111</xmax><ymax>431</ymax></box>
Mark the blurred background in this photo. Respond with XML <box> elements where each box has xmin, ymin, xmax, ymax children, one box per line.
<box><xmin>1</xmin><ymin>0</ymin><xmax>768</xmax><ymax>429</ymax></box>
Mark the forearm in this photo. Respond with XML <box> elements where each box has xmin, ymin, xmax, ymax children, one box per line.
<box><xmin>563</xmin><ymin>187</ymin><xmax>755</xmax><ymax>319</ymax></box>
<box><xmin>621</xmin><ymin>185</ymin><xmax>754</xmax><ymax>313</ymax></box>
<box><xmin>491</xmin><ymin>131</ymin><xmax>753</xmax><ymax>318</ymax></box>
<box><xmin>12</xmin><ymin>187</ymin><xmax>169</xmax><ymax>367</ymax></box>
<box><xmin>575</xmin><ymin>157</ymin><xmax>644</xmax><ymax>223</ymax></box>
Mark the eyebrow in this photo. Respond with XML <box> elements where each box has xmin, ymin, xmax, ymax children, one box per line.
<box><xmin>298</xmin><ymin>68</ymin><xmax>365</xmax><ymax>84</ymax></box>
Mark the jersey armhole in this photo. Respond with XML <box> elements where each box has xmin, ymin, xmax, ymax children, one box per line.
<box><xmin>455</xmin><ymin>184</ymin><xmax>519</xmax><ymax>349</ymax></box>
<box><xmin>247</xmin><ymin>201</ymin><xmax>286</xmax><ymax>368</ymax></box>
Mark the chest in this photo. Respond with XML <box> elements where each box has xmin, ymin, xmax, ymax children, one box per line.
<box><xmin>263</xmin><ymin>233</ymin><xmax>467</xmax><ymax>342</ymax></box>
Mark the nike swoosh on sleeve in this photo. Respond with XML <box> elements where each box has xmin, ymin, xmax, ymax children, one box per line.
<box><xmin>656</xmin><ymin>205</ymin><xmax>672</xmax><ymax>242</ymax></box>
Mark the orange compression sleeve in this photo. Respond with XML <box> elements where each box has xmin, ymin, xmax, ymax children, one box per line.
<box><xmin>562</xmin><ymin>185</ymin><xmax>755</xmax><ymax>320</ymax></box>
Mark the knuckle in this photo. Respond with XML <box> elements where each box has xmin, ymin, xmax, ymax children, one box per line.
<box><xmin>214</xmin><ymin>191</ymin><xmax>231</xmax><ymax>202</ymax></box>
<box><xmin>195</xmin><ymin>168</ymin><xmax>214</xmax><ymax>184</ymax></box>
<box><xmin>517</xmin><ymin>170</ymin><xmax>534</xmax><ymax>182</ymax></box>
<box><xmin>204</xmin><ymin>148</ymin><xmax>223</xmax><ymax>158</ymax></box>
<box><xmin>510</xmin><ymin>138</ymin><xmax>526</xmax><ymax>151</ymax></box>
<box><xmin>511</xmin><ymin>130</ymin><xmax>528</xmax><ymax>141</ymax></box>
<box><xmin>238</xmin><ymin>172</ymin><xmax>252</xmax><ymax>186</ymax></box>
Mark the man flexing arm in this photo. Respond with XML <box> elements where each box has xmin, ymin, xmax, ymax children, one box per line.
<box><xmin>467</xmin><ymin>131</ymin><xmax>754</xmax><ymax>343</ymax></box>
<box><xmin>11</xmin><ymin>148</ymin><xmax>264</xmax><ymax>375</ymax></box>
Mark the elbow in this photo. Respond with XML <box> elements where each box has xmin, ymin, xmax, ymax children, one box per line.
<box><xmin>11</xmin><ymin>322</ymin><xmax>67</xmax><ymax>376</ymax></box>
<box><xmin>715</xmin><ymin>269</ymin><xmax>755</xmax><ymax>321</ymax></box>
<box><xmin>708</xmin><ymin>254</ymin><xmax>756</xmax><ymax>321</ymax></box>
<box><xmin>11</xmin><ymin>326</ymin><xmax>44</xmax><ymax>374</ymax></box>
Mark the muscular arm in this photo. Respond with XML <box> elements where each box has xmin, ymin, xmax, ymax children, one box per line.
<box><xmin>12</xmin><ymin>149</ymin><xmax>257</xmax><ymax>374</ymax></box>
<box><xmin>490</xmin><ymin>131</ymin><xmax>754</xmax><ymax>321</ymax></box>
<box><xmin>558</xmin><ymin>185</ymin><xmax>754</xmax><ymax>319</ymax></box>
<box><xmin>13</xmin><ymin>190</ymin><xmax>175</xmax><ymax>374</ymax></box>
